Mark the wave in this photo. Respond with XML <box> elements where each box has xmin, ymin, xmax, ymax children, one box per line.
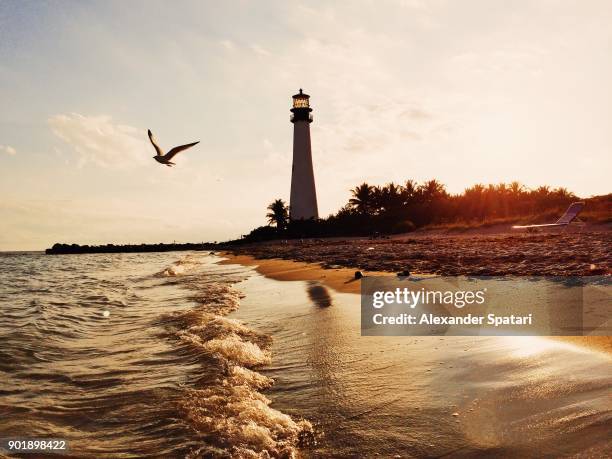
<box><xmin>158</xmin><ymin>254</ymin><xmax>202</xmax><ymax>277</ymax></box>
<box><xmin>0</xmin><ymin>252</ymin><xmax>313</xmax><ymax>458</ymax></box>
<box><xmin>160</xmin><ymin>257</ymin><xmax>314</xmax><ymax>457</ymax></box>
<box><xmin>181</xmin><ymin>383</ymin><xmax>312</xmax><ymax>458</ymax></box>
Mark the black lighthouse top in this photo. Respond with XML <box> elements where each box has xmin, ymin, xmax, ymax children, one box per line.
<box><xmin>291</xmin><ymin>88</ymin><xmax>313</xmax><ymax>123</ymax></box>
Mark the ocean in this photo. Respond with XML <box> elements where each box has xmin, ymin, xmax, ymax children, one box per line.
<box><xmin>0</xmin><ymin>251</ymin><xmax>610</xmax><ymax>458</ymax></box>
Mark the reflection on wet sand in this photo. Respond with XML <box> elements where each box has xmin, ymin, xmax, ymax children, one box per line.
<box><xmin>233</xmin><ymin>271</ymin><xmax>612</xmax><ymax>458</ymax></box>
<box><xmin>307</xmin><ymin>281</ymin><xmax>333</xmax><ymax>308</ymax></box>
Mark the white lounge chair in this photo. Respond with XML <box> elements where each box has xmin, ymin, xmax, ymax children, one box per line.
<box><xmin>512</xmin><ymin>202</ymin><xmax>585</xmax><ymax>229</ymax></box>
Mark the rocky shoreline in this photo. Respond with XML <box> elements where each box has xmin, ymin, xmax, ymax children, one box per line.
<box><xmin>222</xmin><ymin>230</ymin><xmax>611</xmax><ymax>277</ymax></box>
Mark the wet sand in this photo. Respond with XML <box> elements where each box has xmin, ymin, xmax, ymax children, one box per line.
<box><xmin>220</xmin><ymin>253</ymin><xmax>612</xmax><ymax>354</ymax></box>
<box><xmin>220</xmin><ymin>254</ymin><xmax>394</xmax><ymax>294</ymax></box>
<box><xmin>226</xmin><ymin>263</ymin><xmax>612</xmax><ymax>457</ymax></box>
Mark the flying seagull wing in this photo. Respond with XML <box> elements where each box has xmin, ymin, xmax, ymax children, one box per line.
<box><xmin>147</xmin><ymin>129</ymin><xmax>164</xmax><ymax>156</ymax></box>
<box><xmin>165</xmin><ymin>141</ymin><xmax>200</xmax><ymax>160</ymax></box>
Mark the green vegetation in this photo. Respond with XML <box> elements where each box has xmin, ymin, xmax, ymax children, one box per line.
<box><xmin>239</xmin><ymin>181</ymin><xmax>610</xmax><ymax>242</ymax></box>
<box><xmin>266</xmin><ymin>199</ymin><xmax>289</xmax><ymax>230</ymax></box>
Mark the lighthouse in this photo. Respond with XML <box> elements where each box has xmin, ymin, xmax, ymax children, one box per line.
<box><xmin>289</xmin><ymin>89</ymin><xmax>319</xmax><ymax>220</ymax></box>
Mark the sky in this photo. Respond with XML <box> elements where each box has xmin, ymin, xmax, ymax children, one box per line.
<box><xmin>0</xmin><ymin>0</ymin><xmax>611</xmax><ymax>250</ymax></box>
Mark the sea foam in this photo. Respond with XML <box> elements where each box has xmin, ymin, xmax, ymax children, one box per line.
<box><xmin>159</xmin><ymin>256</ymin><xmax>313</xmax><ymax>457</ymax></box>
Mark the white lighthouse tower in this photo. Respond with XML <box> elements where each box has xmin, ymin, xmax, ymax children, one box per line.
<box><xmin>289</xmin><ymin>89</ymin><xmax>319</xmax><ymax>220</ymax></box>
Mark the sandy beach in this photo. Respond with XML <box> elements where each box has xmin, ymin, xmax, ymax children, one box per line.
<box><xmin>224</xmin><ymin>255</ymin><xmax>612</xmax><ymax>457</ymax></box>
<box><xmin>220</xmin><ymin>243</ymin><xmax>612</xmax><ymax>354</ymax></box>
<box><xmin>220</xmin><ymin>254</ymin><xmax>392</xmax><ymax>294</ymax></box>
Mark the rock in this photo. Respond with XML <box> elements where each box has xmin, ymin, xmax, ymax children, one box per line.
<box><xmin>397</xmin><ymin>270</ymin><xmax>411</xmax><ymax>277</ymax></box>
<box><xmin>452</xmin><ymin>412</ymin><xmax>459</xmax><ymax>417</ymax></box>
<box><xmin>588</xmin><ymin>264</ymin><xmax>606</xmax><ymax>275</ymax></box>
<box><xmin>354</xmin><ymin>271</ymin><xmax>364</xmax><ymax>279</ymax></box>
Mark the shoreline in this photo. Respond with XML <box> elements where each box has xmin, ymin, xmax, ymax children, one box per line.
<box><xmin>219</xmin><ymin>252</ymin><xmax>611</xmax><ymax>355</ymax></box>
<box><xmin>219</xmin><ymin>253</ymin><xmax>396</xmax><ymax>294</ymax></box>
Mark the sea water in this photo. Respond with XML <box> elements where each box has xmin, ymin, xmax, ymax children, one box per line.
<box><xmin>0</xmin><ymin>251</ymin><xmax>610</xmax><ymax>457</ymax></box>
<box><xmin>0</xmin><ymin>252</ymin><xmax>309</xmax><ymax>457</ymax></box>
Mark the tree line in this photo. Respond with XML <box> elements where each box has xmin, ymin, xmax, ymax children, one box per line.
<box><xmin>238</xmin><ymin>180</ymin><xmax>608</xmax><ymax>242</ymax></box>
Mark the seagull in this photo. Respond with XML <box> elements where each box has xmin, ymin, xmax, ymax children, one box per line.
<box><xmin>148</xmin><ymin>129</ymin><xmax>199</xmax><ymax>167</ymax></box>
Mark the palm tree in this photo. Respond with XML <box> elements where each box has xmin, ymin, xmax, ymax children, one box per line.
<box><xmin>509</xmin><ymin>181</ymin><xmax>524</xmax><ymax>196</ymax></box>
<box><xmin>349</xmin><ymin>183</ymin><xmax>375</xmax><ymax>215</ymax></box>
<box><xmin>420</xmin><ymin>179</ymin><xmax>446</xmax><ymax>202</ymax></box>
<box><xmin>402</xmin><ymin>180</ymin><xmax>418</xmax><ymax>203</ymax></box>
<box><xmin>379</xmin><ymin>182</ymin><xmax>403</xmax><ymax>214</ymax></box>
<box><xmin>266</xmin><ymin>199</ymin><xmax>289</xmax><ymax>229</ymax></box>
<box><xmin>552</xmin><ymin>187</ymin><xmax>574</xmax><ymax>199</ymax></box>
<box><xmin>534</xmin><ymin>185</ymin><xmax>551</xmax><ymax>196</ymax></box>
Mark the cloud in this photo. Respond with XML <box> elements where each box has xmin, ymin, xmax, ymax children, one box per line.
<box><xmin>250</xmin><ymin>44</ymin><xmax>271</xmax><ymax>56</ymax></box>
<box><xmin>448</xmin><ymin>47</ymin><xmax>546</xmax><ymax>80</ymax></box>
<box><xmin>0</xmin><ymin>145</ymin><xmax>16</xmax><ymax>155</ymax></box>
<box><xmin>48</xmin><ymin>113</ymin><xmax>148</xmax><ymax>167</ymax></box>
<box><xmin>219</xmin><ymin>39</ymin><xmax>235</xmax><ymax>51</ymax></box>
